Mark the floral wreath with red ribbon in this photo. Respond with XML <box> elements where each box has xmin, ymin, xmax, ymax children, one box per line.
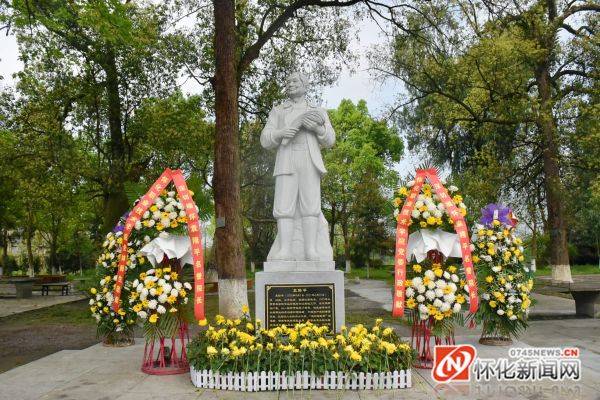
<box><xmin>111</xmin><ymin>168</ymin><xmax>206</xmax><ymax>321</ymax></box>
<box><xmin>392</xmin><ymin>169</ymin><xmax>479</xmax><ymax>318</ymax></box>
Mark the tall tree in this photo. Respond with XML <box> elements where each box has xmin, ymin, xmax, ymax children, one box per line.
<box><xmin>371</xmin><ymin>0</ymin><xmax>599</xmax><ymax>281</ymax></box>
<box><xmin>204</xmin><ymin>0</ymin><xmax>366</xmax><ymax>317</ymax></box>
<box><xmin>322</xmin><ymin>99</ymin><xmax>402</xmax><ymax>271</ymax></box>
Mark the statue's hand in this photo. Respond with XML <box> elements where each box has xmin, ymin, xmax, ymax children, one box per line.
<box><xmin>277</xmin><ymin>127</ymin><xmax>298</xmax><ymax>142</ymax></box>
<box><xmin>302</xmin><ymin>113</ymin><xmax>325</xmax><ymax>135</ymax></box>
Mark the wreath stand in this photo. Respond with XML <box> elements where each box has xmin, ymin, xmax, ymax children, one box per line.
<box><xmin>409</xmin><ymin>250</ymin><xmax>456</xmax><ymax>369</ymax></box>
<box><xmin>141</xmin><ymin>257</ymin><xmax>190</xmax><ymax>375</ymax></box>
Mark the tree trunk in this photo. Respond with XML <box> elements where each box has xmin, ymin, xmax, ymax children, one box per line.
<box><xmin>341</xmin><ymin>220</ymin><xmax>351</xmax><ymax>273</ymax></box>
<box><xmin>26</xmin><ymin>206</ymin><xmax>35</xmax><ymax>277</ymax></box>
<box><xmin>213</xmin><ymin>0</ymin><xmax>248</xmax><ymax>318</ymax></box>
<box><xmin>102</xmin><ymin>45</ymin><xmax>130</xmax><ymax>233</ymax></box>
<box><xmin>535</xmin><ymin>55</ymin><xmax>571</xmax><ymax>282</ymax></box>
<box><xmin>329</xmin><ymin>202</ymin><xmax>336</xmax><ymax>246</ymax></box>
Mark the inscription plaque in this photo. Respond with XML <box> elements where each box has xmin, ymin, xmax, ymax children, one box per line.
<box><xmin>265</xmin><ymin>284</ymin><xmax>335</xmax><ymax>330</ymax></box>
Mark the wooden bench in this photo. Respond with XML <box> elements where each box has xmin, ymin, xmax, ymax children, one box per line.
<box><xmin>537</xmin><ymin>275</ymin><xmax>600</xmax><ymax>317</ymax></box>
<box><xmin>40</xmin><ymin>282</ymin><xmax>71</xmax><ymax>296</ymax></box>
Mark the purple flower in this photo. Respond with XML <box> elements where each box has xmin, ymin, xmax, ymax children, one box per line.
<box><xmin>480</xmin><ymin>203</ymin><xmax>513</xmax><ymax>226</ymax></box>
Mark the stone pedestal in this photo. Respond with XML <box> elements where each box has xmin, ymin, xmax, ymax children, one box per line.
<box><xmin>255</xmin><ymin>265</ymin><xmax>345</xmax><ymax>332</ymax></box>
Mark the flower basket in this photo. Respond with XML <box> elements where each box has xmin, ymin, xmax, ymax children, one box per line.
<box><xmin>190</xmin><ymin>369</ymin><xmax>411</xmax><ymax>391</ymax></box>
<box><xmin>142</xmin><ymin>319</ymin><xmax>190</xmax><ymax>375</ymax></box>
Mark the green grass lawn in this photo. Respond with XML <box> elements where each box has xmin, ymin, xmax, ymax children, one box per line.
<box><xmin>534</xmin><ymin>264</ymin><xmax>600</xmax><ymax>276</ymax></box>
<box><xmin>347</xmin><ymin>266</ymin><xmax>395</xmax><ymax>284</ymax></box>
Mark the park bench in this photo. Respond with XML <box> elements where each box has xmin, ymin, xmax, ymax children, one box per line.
<box><xmin>40</xmin><ymin>282</ymin><xmax>71</xmax><ymax>296</ymax></box>
<box><xmin>537</xmin><ymin>275</ymin><xmax>600</xmax><ymax>318</ymax></box>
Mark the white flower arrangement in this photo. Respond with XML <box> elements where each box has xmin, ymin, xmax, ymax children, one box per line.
<box><xmin>132</xmin><ymin>266</ymin><xmax>191</xmax><ymax>325</ymax></box>
<box><xmin>405</xmin><ymin>262</ymin><xmax>467</xmax><ymax>322</ymax></box>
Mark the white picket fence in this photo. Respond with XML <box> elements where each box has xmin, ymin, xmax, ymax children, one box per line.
<box><xmin>190</xmin><ymin>368</ymin><xmax>411</xmax><ymax>391</ymax></box>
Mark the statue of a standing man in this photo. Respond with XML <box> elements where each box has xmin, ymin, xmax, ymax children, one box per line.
<box><xmin>261</xmin><ymin>72</ymin><xmax>335</xmax><ymax>262</ymax></box>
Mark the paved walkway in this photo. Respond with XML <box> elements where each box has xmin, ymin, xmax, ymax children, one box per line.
<box><xmin>1</xmin><ymin>279</ymin><xmax>599</xmax><ymax>399</ymax></box>
<box><xmin>0</xmin><ymin>294</ymin><xmax>86</xmax><ymax>318</ymax></box>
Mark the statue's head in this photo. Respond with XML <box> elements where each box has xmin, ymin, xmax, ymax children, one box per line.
<box><xmin>285</xmin><ymin>71</ymin><xmax>308</xmax><ymax>98</ymax></box>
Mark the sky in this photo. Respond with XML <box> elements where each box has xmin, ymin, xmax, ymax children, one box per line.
<box><xmin>0</xmin><ymin>16</ymin><xmax>420</xmax><ymax>177</ymax></box>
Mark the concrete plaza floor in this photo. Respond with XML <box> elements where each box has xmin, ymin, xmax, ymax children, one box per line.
<box><xmin>1</xmin><ymin>331</ymin><xmax>598</xmax><ymax>400</ymax></box>
<box><xmin>1</xmin><ymin>279</ymin><xmax>599</xmax><ymax>399</ymax></box>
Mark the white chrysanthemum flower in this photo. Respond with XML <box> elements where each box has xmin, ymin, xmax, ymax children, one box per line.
<box><xmin>416</xmin><ymin>294</ymin><xmax>425</xmax><ymax>303</ymax></box>
<box><xmin>417</xmin><ymin>284</ymin><xmax>426</xmax><ymax>294</ymax></box>
<box><xmin>158</xmin><ymin>294</ymin><xmax>168</xmax><ymax>303</ymax></box>
<box><xmin>412</xmin><ymin>277</ymin><xmax>423</xmax><ymax>287</ymax></box>
<box><xmin>433</xmin><ymin>210</ymin><xmax>443</xmax><ymax>218</ymax></box>
<box><xmin>425</xmin><ymin>270</ymin><xmax>435</xmax><ymax>279</ymax></box>
<box><xmin>157</xmin><ymin>305</ymin><xmax>166</xmax><ymax>314</ymax></box>
<box><xmin>433</xmin><ymin>299</ymin><xmax>443</xmax><ymax>308</ymax></box>
<box><xmin>184</xmin><ymin>282</ymin><xmax>192</xmax><ymax>290</ymax></box>
<box><xmin>422</xmin><ymin>211</ymin><xmax>430</xmax><ymax>219</ymax></box>
<box><xmin>435</xmin><ymin>280</ymin><xmax>447</xmax><ymax>289</ymax></box>
<box><xmin>453</xmin><ymin>303</ymin><xmax>461</xmax><ymax>313</ymax></box>
<box><xmin>425</xmin><ymin>290</ymin><xmax>436</xmax><ymax>301</ymax></box>
<box><xmin>411</xmin><ymin>210</ymin><xmax>420</xmax><ymax>218</ymax></box>
<box><xmin>96</xmin><ymin>294</ymin><xmax>101</xmax><ymax>301</ymax></box>
<box><xmin>443</xmin><ymin>271</ymin><xmax>450</xmax><ymax>279</ymax></box>
<box><xmin>179</xmin><ymin>210</ymin><xmax>186</xmax><ymax>217</ymax></box>
<box><xmin>168</xmin><ymin>211</ymin><xmax>178</xmax><ymax>220</ymax></box>
<box><xmin>440</xmin><ymin>302</ymin><xmax>451</xmax><ymax>312</ymax></box>
<box><xmin>407</xmin><ymin>180</ymin><xmax>415</xmax><ymax>187</ymax></box>
<box><xmin>158</xmin><ymin>279</ymin><xmax>166</xmax><ymax>286</ymax></box>
<box><xmin>167</xmin><ymin>191</ymin><xmax>176</xmax><ymax>198</ymax></box>
<box><xmin>418</xmin><ymin>304</ymin><xmax>428</xmax><ymax>314</ymax></box>
<box><xmin>508</xmin><ymin>296</ymin><xmax>516</xmax><ymax>303</ymax></box>
<box><xmin>152</xmin><ymin>211</ymin><xmax>161</xmax><ymax>220</ymax></box>
<box><xmin>492</xmin><ymin>266</ymin><xmax>502</xmax><ymax>272</ymax></box>
<box><xmin>449</xmin><ymin>185</ymin><xmax>458</xmax><ymax>192</ymax></box>
<box><xmin>159</xmin><ymin>232</ymin><xmax>170</xmax><ymax>239</ymax></box>
<box><xmin>427</xmin><ymin>281</ymin><xmax>436</xmax><ymax>290</ymax></box>
<box><xmin>497</xmin><ymin>309</ymin><xmax>505</xmax><ymax>315</ymax></box>
<box><xmin>448</xmin><ymin>282</ymin><xmax>457</xmax><ymax>292</ymax></box>
<box><xmin>138</xmin><ymin>311</ymin><xmax>147</xmax><ymax>319</ymax></box>
<box><xmin>434</xmin><ymin>288</ymin><xmax>444</xmax><ymax>298</ymax></box>
<box><xmin>162</xmin><ymin>283</ymin><xmax>172</xmax><ymax>293</ymax></box>
<box><xmin>437</xmin><ymin>203</ymin><xmax>445</xmax><ymax>211</ymax></box>
<box><xmin>482</xmin><ymin>293</ymin><xmax>490</xmax><ymax>300</ymax></box>
<box><xmin>394</xmin><ymin>209</ymin><xmax>399</xmax><ymax>217</ymax></box>
<box><xmin>427</xmin><ymin>204</ymin><xmax>437</xmax><ymax>212</ymax></box>
<box><xmin>444</xmin><ymin>293</ymin><xmax>456</xmax><ymax>304</ymax></box>
<box><xmin>415</xmin><ymin>200</ymin><xmax>424</xmax><ymax>208</ymax></box>
<box><xmin>509</xmin><ymin>315</ymin><xmax>518</xmax><ymax>320</ymax></box>
<box><xmin>174</xmin><ymin>281</ymin><xmax>183</xmax><ymax>290</ymax></box>
<box><xmin>405</xmin><ymin>287</ymin><xmax>415</xmax><ymax>298</ymax></box>
<box><xmin>100</xmin><ymin>279</ymin><xmax>106</xmax><ymax>286</ymax></box>
<box><xmin>89</xmin><ymin>299</ymin><xmax>95</xmax><ymax>305</ymax></box>
<box><xmin>148</xmin><ymin>219</ymin><xmax>156</xmax><ymax>227</ymax></box>
<box><xmin>451</xmin><ymin>274</ymin><xmax>459</xmax><ymax>283</ymax></box>
<box><xmin>148</xmin><ymin>300</ymin><xmax>158</xmax><ymax>309</ymax></box>
<box><xmin>160</xmin><ymin>218</ymin><xmax>170</xmax><ymax>228</ymax></box>
<box><xmin>183</xmin><ymin>297</ymin><xmax>189</xmax><ymax>304</ymax></box>
<box><xmin>135</xmin><ymin>220</ymin><xmax>142</xmax><ymax>230</ymax></box>
<box><xmin>170</xmin><ymin>288</ymin><xmax>179</xmax><ymax>297</ymax></box>
<box><xmin>164</xmin><ymin>203</ymin><xmax>174</xmax><ymax>212</ymax></box>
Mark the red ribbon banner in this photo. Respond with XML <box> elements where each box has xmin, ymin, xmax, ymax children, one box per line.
<box><xmin>392</xmin><ymin>169</ymin><xmax>478</xmax><ymax>317</ymax></box>
<box><xmin>111</xmin><ymin>168</ymin><xmax>206</xmax><ymax>321</ymax></box>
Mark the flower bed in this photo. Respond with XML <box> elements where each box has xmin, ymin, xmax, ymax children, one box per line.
<box><xmin>187</xmin><ymin>311</ymin><xmax>414</xmax><ymax>391</ymax></box>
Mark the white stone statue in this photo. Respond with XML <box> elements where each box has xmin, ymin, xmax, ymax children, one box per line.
<box><xmin>261</xmin><ymin>72</ymin><xmax>335</xmax><ymax>263</ymax></box>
